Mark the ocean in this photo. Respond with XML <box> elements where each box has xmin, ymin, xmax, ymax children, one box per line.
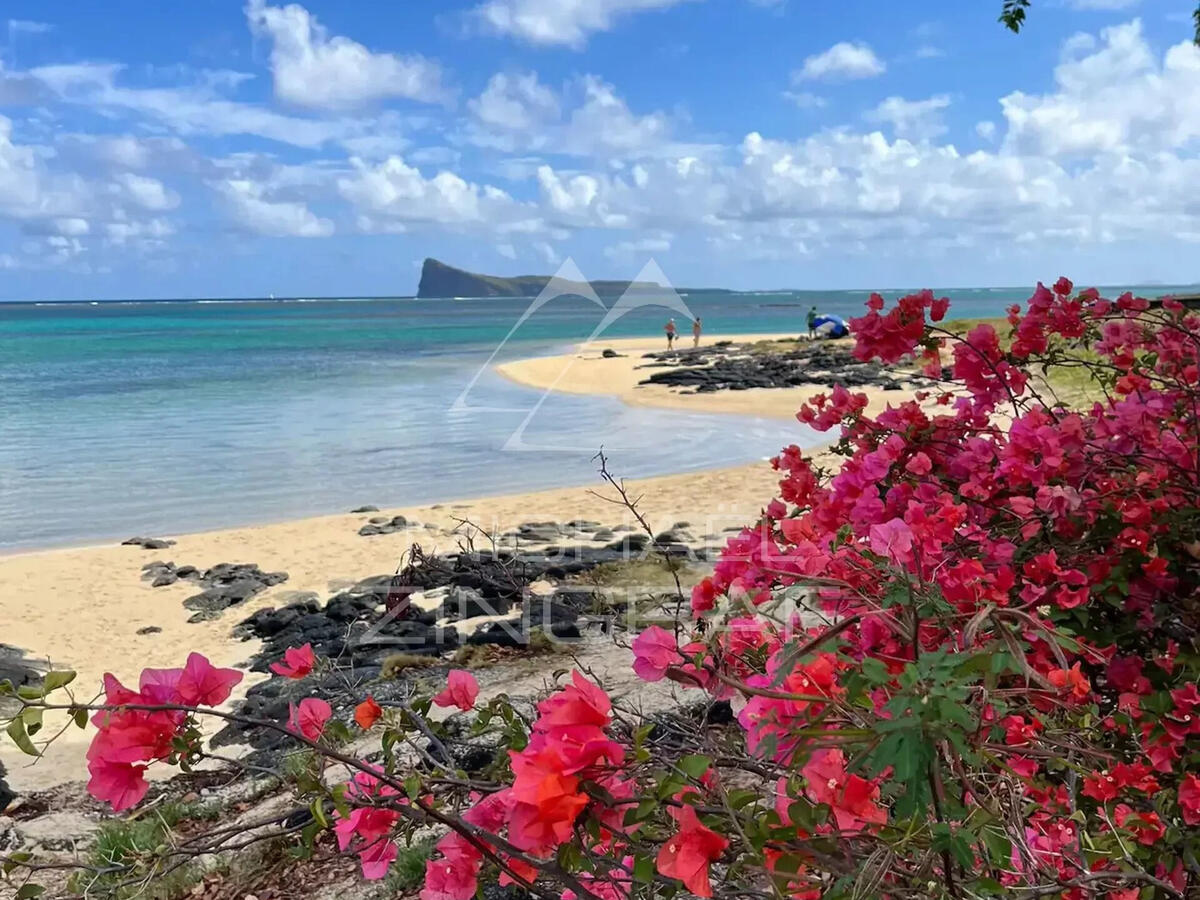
<box><xmin>2</xmin><ymin>285</ymin><xmax>1192</xmax><ymax>551</ymax></box>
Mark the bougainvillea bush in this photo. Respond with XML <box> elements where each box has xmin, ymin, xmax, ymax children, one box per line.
<box><xmin>5</xmin><ymin>279</ymin><xmax>1200</xmax><ymax>899</ymax></box>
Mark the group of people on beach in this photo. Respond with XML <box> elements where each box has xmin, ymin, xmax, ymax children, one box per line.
<box><xmin>663</xmin><ymin>317</ymin><xmax>702</xmax><ymax>349</ymax></box>
<box><xmin>663</xmin><ymin>304</ymin><xmax>825</xmax><ymax>349</ymax></box>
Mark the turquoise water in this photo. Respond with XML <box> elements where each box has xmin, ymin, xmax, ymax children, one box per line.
<box><xmin>2</xmin><ymin>285</ymin><xmax>1193</xmax><ymax>550</ymax></box>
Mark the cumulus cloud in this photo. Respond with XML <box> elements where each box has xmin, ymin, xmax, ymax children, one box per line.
<box><xmin>338</xmin><ymin>155</ymin><xmax>544</xmax><ymax>234</ymax></box>
<box><xmin>215</xmin><ymin>178</ymin><xmax>333</xmax><ymax>237</ymax></box>
<box><xmin>865</xmin><ymin>94</ymin><xmax>952</xmax><ymax>138</ymax></box>
<box><xmin>794</xmin><ymin>41</ymin><xmax>885</xmax><ymax>81</ymax></box>
<box><xmin>111</xmin><ymin>172</ymin><xmax>180</xmax><ymax>211</ymax></box>
<box><xmin>471</xmin><ymin>0</ymin><xmax>691</xmax><ymax>48</ymax></box>
<box><xmin>1000</xmin><ymin>19</ymin><xmax>1200</xmax><ymax>158</ymax></box>
<box><xmin>469</xmin><ymin>72</ymin><xmax>560</xmax><ymax>133</ymax></box>
<box><xmin>465</xmin><ymin>72</ymin><xmax>688</xmax><ymax>159</ymax></box>
<box><xmin>245</xmin><ymin>0</ymin><xmax>448</xmax><ymax>109</ymax></box>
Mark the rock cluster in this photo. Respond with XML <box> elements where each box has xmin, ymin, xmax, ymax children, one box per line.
<box><xmin>357</xmin><ymin>515</ymin><xmax>412</xmax><ymax>536</ymax></box>
<box><xmin>141</xmin><ymin>561</ymin><xmax>288</xmax><ymax>622</ymax></box>
<box><xmin>638</xmin><ymin>340</ymin><xmax>919</xmax><ymax>393</ymax></box>
<box><xmin>122</xmin><ymin>536</ymin><xmax>175</xmax><ymax>550</ymax></box>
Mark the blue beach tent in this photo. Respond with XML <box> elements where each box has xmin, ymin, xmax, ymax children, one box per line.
<box><xmin>812</xmin><ymin>314</ymin><xmax>849</xmax><ymax>338</ymax></box>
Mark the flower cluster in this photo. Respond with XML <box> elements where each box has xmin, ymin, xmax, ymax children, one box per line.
<box><xmin>88</xmin><ymin>652</ymin><xmax>241</xmax><ymax>811</ymax></box>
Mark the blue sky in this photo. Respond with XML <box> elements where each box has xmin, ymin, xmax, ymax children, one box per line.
<box><xmin>0</xmin><ymin>0</ymin><xmax>1197</xmax><ymax>299</ymax></box>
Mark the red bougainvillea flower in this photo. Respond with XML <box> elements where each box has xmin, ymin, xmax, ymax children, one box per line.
<box><xmin>802</xmin><ymin>749</ymin><xmax>887</xmax><ymax>833</ymax></box>
<box><xmin>507</xmin><ymin>743</ymin><xmax>589</xmax><ymax>853</ymax></box>
<box><xmin>1046</xmin><ymin>663</ymin><xmax>1090</xmax><ymax>702</ymax></box>
<box><xmin>433</xmin><ymin>670</ymin><xmax>479</xmax><ymax>711</ymax></box>
<box><xmin>355</xmin><ymin>695</ymin><xmax>383</xmax><ymax>729</ymax></box>
<box><xmin>1114</xmin><ymin>805</ymin><xmax>1166</xmax><ymax>845</ymax></box>
<box><xmin>1179</xmin><ymin>773</ymin><xmax>1200</xmax><ymax>825</ymax></box>
<box><xmin>656</xmin><ymin>805</ymin><xmax>729</xmax><ymax>898</ymax></box>
<box><xmin>269</xmin><ymin>643</ymin><xmax>316</xmax><ymax>679</ymax></box>
<box><xmin>287</xmin><ymin>697</ymin><xmax>332</xmax><ymax>741</ymax></box>
<box><xmin>632</xmin><ymin>625</ymin><xmax>678</xmax><ymax>682</ymax></box>
<box><xmin>176</xmin><ymin>652</ymin><xmax>242</xmax><ymax>707</ymax></box>
<box><xmin>535</xmin><ymin>670</ymin><xmax>611</xmax><ymax>730</ymax></box>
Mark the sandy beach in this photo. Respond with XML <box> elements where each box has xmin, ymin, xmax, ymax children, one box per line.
<box><xmin>497</xmin><ymin>332</ymin><xmax>904</xmax><ymax>421</ymax></box>
<box><xmin>1</xmin><ymin>331</ymin><xmax>857</xmax><ymax>790</ymax></box>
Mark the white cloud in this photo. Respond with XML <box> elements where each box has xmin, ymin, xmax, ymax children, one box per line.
<box><xmin>245</xmin><ymin>0</ymin><xmax>448</xmax><ymax>110</ymax></box>
<box><xmin>30</xmin><ymin>62</ymin><xmax>366</xmax><ymax>148</ymax></box>
<box><xmin>469</xmin><ymin>72</ymin><xmax>560</xmax><ymax>133</ymax></box>
<box><xmin>1000</xmin><ymin>20</ymin><xmax>1200</xmax><ymax>157</ymax></box>
<box><xmin>465</xmin><ymin>72</ymin><xmax>685</xmax><ymax>159</ymax></box>
<box><xmin>104</xmin><ymin>217</ymin><xmax>175</xmax><ymax>247</ymax></box>
<box><xmin>338</xmin><ymin>155</ymin><xmax>544</xmax><ymax>234</ymax></box>
<box><xmin>865</xmin><ymin>94</ymin><xmax>952</xmax><ymax>138</ymax></box>
<box><xmin>976</xmin><ymin>120</ymin><xmax>997</xmax><ymax>140</ymax></box>
<box><xmin>112</xmin><ymin>172</ymin><xmax>180</xmax><ymax>211</ymax></box>
<box><xmin>8</xmin><ymin>19</ymin><xmax>52</xmax><ymax>36</ymax></box>
<box><xmin>604</xmin><ymin>235</ymin><xmax>671</xmax><ymax>258</ymax></box>
<box><xmin>215</xmin><ymin>178</ymin><xmax>333</xmax><ymax>237</ymax></box>
<box><xmin>783</xmin><ymin>90</ymin><xmax>826</xmax><ymax>109</ymax></box>
<box><xmin>471</xmin><ymin>0</ymin><xmax>691</xmax><ymax>48</ymax></box>
<box><xmin>794</xmin><ymin>41</ymin><xmax>885</xmax><ymax>81</ymax></box>
<box><xmin>497</xmin><ymin>242</ymin><xmax>517</xmax><ymax>259</ymax></box>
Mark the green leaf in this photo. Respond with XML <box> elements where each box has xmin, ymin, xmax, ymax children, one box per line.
<box><xmin>677</xmin><ymin>754</ymin><xmax>711</xmax><ymax>780</ymax></box>
<box><xmin>632</xmin><ymin>854</ymin><xmax>655</xmax><ymax>885</ymax></box>
<box><xmin>310</xmin><ymin>798</ymin><xmax>329</xmax><ymax>830</ymax></box>
<box><xmin>41</xmin><ymin>670</ymin><xmax>76</xmax><ymax>693</ymax></box>
<box><xmin>21</xmin><ymin>707</ymin><xmax>43</xmax><ymax>736</ymax></box>
<box><xmin>72</xmin><ymin>707</ymin><xmax>88</xmax><ymax>729</ymax></box>
<box><xmin>16</xmin><ymin>885</ymin><xmax>46</xmax><ymax>899</ymax></box>
<box><xmin>6</xmin><ymin>717</ymin><xmax>39</xmax><ymax>757</ymax></box>
<box><xmin>2</xmin><ymin>851</ymin><xmax>32</xmax><ymax>875</ymax></box>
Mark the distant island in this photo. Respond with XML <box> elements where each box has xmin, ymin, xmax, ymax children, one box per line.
<box><xmin>417</xmin><ymin>258</ymin><xmax>669</xmax><ymax>299</ymax></box>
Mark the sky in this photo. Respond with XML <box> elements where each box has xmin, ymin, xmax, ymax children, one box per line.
<box><xmin>0</xmin><ymin>0</ymin><xmax>1198</xmax><ymax>299</ymax></box>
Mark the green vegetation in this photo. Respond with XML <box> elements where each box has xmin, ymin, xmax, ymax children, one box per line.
<box><xmin>378</xmin><ymin>837</ymin><xmax>436</xmax><ymax>894</ymax></box>
<box><xmin>72</xmin><ymin>800</ymin><xmax>222</xmax><ymax>899</ymax></box>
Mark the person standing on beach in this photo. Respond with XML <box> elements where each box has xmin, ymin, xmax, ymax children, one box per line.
<box><xmin>692</xmin><ymin>317</ymin><xmax>702</xmax><ymax>347</ymax></box>
<box><xmin>665</xmin><ymin>318</ymin><xmax>677</xmax><ymax>349</ymax></box>
<box><xmin>807</xmin><ymin>305</ymin><xmax>819</xmax><ymax>339</ymax></box>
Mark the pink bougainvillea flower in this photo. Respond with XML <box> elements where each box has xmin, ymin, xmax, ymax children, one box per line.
<box><xmin>287</xmin><ymin>697</ymin><xmax>332</xmax><ymax>741</ymax></box>
<box><xmin>421</xmin><ymin>856</ymin><xmax>479</xmax><ymax>900</ymax></box>
<box><xmin>535</xmin><ymin>671</ymin><xmax>611</xmax><ymax>731</ymax></box>
<box><xmin>632</xmin><ymin>625</ymin><xmax>678</xmax><ymax>682</ymax></box>
<box><xmin>269</xmin><ymin>643</ymin><xmax>316</xmax><ymax>679</ymax></box>
<box><xmin>656</xmin><ymin>805</ymin><xmax>729</xmax><ymax>898</ymax></box>
<box><xmin>432</xmin><ymin>670</ymin><xmax>479</xmax><ymax>711</ymax></box>
<box><xmin>867</xmin><ymin>517</ymin><xmax>914</xmax><ymax>565</ymax></box>
<box><xmin>358</xmin><ymin>838</ymin><xmax>399</xmax><ymax>880</ymax></box>
<box><xmin>86</xmin><ymin>759</ymin><xmax>150</xmax><ymax>813</ymax></box>
<box><xmin>176</xmin><ymin>652</ymin><xmax>242</xmax><ymax>707</ymax></box>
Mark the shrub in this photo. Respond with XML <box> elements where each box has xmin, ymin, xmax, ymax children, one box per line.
<box><xmin>6</xmin><ymin>280</ymin><xmax>1200</xmax><ymax>900</ymax></box>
